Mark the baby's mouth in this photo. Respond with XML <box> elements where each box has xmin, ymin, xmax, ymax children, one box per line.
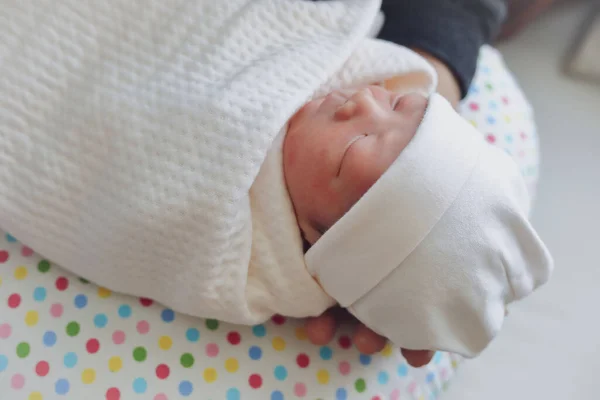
<box><xmin>337</xmin><ymin>134</ymin><xmax>368</xmax><ymax>177</ymax></box>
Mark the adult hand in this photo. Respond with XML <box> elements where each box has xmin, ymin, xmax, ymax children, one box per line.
<box><xmin>412</xmin><ymin>49</ymin><xmax>461</xmax><ymax>109</ymax></box>
<box><xmin>303</xmin><ymin>307</ymin><xmax>435</xmax><ymax>368</ymax></box>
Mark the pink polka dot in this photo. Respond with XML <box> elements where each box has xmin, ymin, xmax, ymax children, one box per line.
<box><xmin>372</xmin><ymin>396</ymin><xmax>381</xmax><ymax>400</ymax></box>
<box><xmin>271</xmin><ymin>314</ymin><xmax>286</xmax><ymax>325</ymax></box>
<box><xmin>136</xmin><ymin>320</ymin><xmax>150</xmax><ymax>335</ymax></box>
<box><xmin>50</xmin><ymin>303</ymin><xmax>64</xmax><ymax>318</ymax></box>
<box><xmin>205</xmin><ymin>343</ymin><xmax>219</xmax><ymax>358</ymax></box>
<box><xmin>21</xmin><ymin>246</ymin><xmax>34</xmax><ymax>257</ymax></box>
<box><xmin>469</xmin><ymin>102</ymin><xmax>480</xmax><ymax>111</ymax></box>
<box><xmin>390</xmin><ymin>389</ymin><xmax>401</xmax><ymax>400</ymax></box>
<box><xmin>520</xmin><ymin>132</ymin><xmax>527</xmax><ymax>140</ymax></box>
<box><xmin>338</xmin><ymin>361</ymin><xmax>351</xmax><ymax>376</ymax></box>
<box><xmin>0</xmin><ymin>323</ymin><xmax>12</xmax><ymax>339</ymax></box>
<box><xmin>106</xmin><ymin>387</ymin><xmax>121</xmax><ymax>400</ymax></box>
<box><xmin>294</xmin><ymin>383</ymin><xmax>307</xmax><ymax>397</ymax></box>
<box><xmin>486</xmin><ymin>134</ymin><xmax>496</xmax><ymax>144</ymax></box>
<box><xmin>227</xmin><ymin>331</ymin><xmax>241</xmax><ymax>345</ymax></box>
<box><xmin>11</xmin><ymin>373</ymin><xmax>25</xmax><ymax>389</ymax></box>
<box><xmin>112</xmin><ymin>330</ymin><xmax>126</xmax><ymax>345</ymax></box>
<box><xmin>0</xmin><ymin>250</ymin><xmax>9</xmax><ymax>263</ymax></box>
<box><xmin>408</xmin><ymin>381</ymin><xmax>417</xmax><ymax>393</ymax></box>
<box><xmin>35</xmin><ymin>361</ymin><xmax>50</xmax><ymax>377</ymax></box>
<box><xmin>154</xmin><ymin>394</ymin><xmax>168</xmax><ymax>400</ymax></box>
<box><xmin>338</xmin><ymin>335</ymin><xmax>352</xmax><ymax>349</ymax></box>
<box><xmin>8</xmin><ymin>293</ymin><xmax>21</xmax><ymax>309</ymax></box>
<box><xmin>502</xmin><ymin>96</ymin><xmax>510</xmax><ymax>105</ymax></box>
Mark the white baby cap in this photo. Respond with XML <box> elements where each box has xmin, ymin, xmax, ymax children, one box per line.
<box><xmin>305</xmin><ymin>93</ymin><xmax>553</xmax><ymax>358</ymax></box>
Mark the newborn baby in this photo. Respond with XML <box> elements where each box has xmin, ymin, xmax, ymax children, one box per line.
<box><xmin>0</xmin><ymin>0</ymin><xmax>552</xmax><ymax>359</ymax></box>
<box><xmin>282</xmin><ymin>83</ymin><xmax>553</xmax><ymax>356</ymax></box>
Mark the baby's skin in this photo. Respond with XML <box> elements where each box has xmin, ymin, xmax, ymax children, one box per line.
<box><xmin>283</xmin><ymin>85</ymin><xmax>428</xmax><ymax>244</ymax></box>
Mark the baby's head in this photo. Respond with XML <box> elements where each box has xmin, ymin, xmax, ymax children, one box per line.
<box><xmin>283</xmin><ymin>85</ymin><xmax>428</xmax><ymax>244</ymax></box>
<box><xmin>281</xmin><ymin>87</ymin><xmax>553</xmax><ymax>357</ymax></box>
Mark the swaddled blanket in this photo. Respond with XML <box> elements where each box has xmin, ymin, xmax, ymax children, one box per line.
<box><xmin>0</xmin><ymin>0</ymin><xmax>436</xmax><ymax>323</ymax></box>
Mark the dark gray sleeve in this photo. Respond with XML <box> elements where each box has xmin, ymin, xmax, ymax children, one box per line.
<box><xmin>377</xmin><ymin>0</ymin><xmax>507</xmax><ymax>98</ymax></box>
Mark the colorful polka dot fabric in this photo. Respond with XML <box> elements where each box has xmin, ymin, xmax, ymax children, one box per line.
<box><xmin>0</xmin><ymin>46</ymin><xmax>537</xmax><ymax>400</ymax></box>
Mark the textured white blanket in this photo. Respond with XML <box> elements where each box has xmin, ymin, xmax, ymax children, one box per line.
<box><xmin>0</xmin><ymin>0</ymin><xmax>436</xmax><ymax>323</ymax></box>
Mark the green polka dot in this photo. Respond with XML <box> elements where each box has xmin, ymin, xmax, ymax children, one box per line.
<box><xmin>16</xmin><ymin>342</ymin><xmax>30</xmax><ymax>358</ymax></box>
<box><xmin>205</xmin><ymin>319</ymin><xmax>219</xmax><ymax>330</ymax></box>
<box><xmin>66</xmin><ymin>321</ymin><xmax>80</xmax><ymax>337</ymax></box>
<box><xmin>37</xmin><ymin>260</ymin><xmax>50</xmax><ymax>273</ymax></box>
<box><xmin>133</xmin><ymin>347</ymin><xmax>147</xmax><ymax>362</ymax></box>
<box><xmin>355</xmin><ymin>378</ymin><xmax>366</xmax><ymax>393</ymax></box>
<box><xmin>79</xmin><ymin>278</ymin><xmax>90</xmax><ymax>284</ymax></box>
<box><xmin>180</xmin><ymin>353</ymin><xmax>194</xmax><ymax>368</ymax></box>
<box><xmin>485</xmin><ymin>82</ymin><xmax>494</xmax><ymax>91</ymax></box>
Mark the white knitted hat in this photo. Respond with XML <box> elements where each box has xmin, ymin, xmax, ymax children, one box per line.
<box><xmin>305</xmin><ymin>93</ymin><xmax>553</xmax><ymax>357</ymax></box>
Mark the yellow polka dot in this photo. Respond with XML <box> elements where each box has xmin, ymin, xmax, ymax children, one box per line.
<box><xmin>418</xmin><ymin>396</ymin><xmax>425</xmax><ymax>400</ymax></box>
<box><xmin>82</xmin><ymin>368</ymin><xmax>96</xmax><ymax>384</ymax></box>
<box><xmin>381</xmin><ymin>343</ymin><xmax>393</xmax><ymax>357</ymax></box>
<box><xmin>97</xmin><ymin>287</ymin><xmax>112</xmax><ymax>298</ymax></box>
<box><xmin>470</xmin><ymin>120</ymin><xmax>478</xmax><ymax>127</ymax></box>
<box><xmin>25</xmin><ymin>310</ymin><xmax>39</xmax><ymax>327</ymax></box>
<box><xmin>317</xmin><ymin>369</ymin><xmax>329</xmax><ymax>384</ymax></box>
<box><xmin>504</xmin><ymin>115</ymin><xmax>511</xmax><ymax>123</ymax></box>
<box><xmin>0</xmin><ymin>276</ymin><xmax>3</xmax><ymax>287</ymax></box>
<box><xmin>108</xmin><ymin>356</ymin><xmax>122</xmax><ymax>372</ymax></box>
<box><xmin>203</xmin><ymin>367</ymin><xmax>218</xmax><ymax>383</ymax></box>
<box><xmin>224</xmin><ymin>358</ymin><xmax>239</xmax><ymax>373</ymax></box>
<box><xmin>272</xmin><ymin>336</ymin><xmax>286</xmax><ymax>351</ymax></box>
<box><xmin>158</xmin><ymin>336</ymin><xmax>172</xmax><ymax>350</ymax></box>
<box><xmin>29</xmin><ymin>392</ymin><xmax>43</xmax><ymax>400</ymax></box>
<box><xmin>295</xmin><ymin>327</ymin><xmax>308</xmax><ymax>341</ymax></box>
<box><xmin>451</xmin><ymin>360</ymin><xmax>459</xmax><ymax>369</ymax></box>
<box><xmin>14</xmin><ymin>266</ymin><xmax>28</xmax><ymax>280</ymax></box>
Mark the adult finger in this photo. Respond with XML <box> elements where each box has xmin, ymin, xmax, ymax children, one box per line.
<box><xmin>401</xmin><ymin>349</ymin><xmax>435</xmax><ymax>368</ymax></box>
<box><xmin>304</xmin><ymin>311</ymin><xmax>337</xmax><ymax>346</ymax></box>
<box><xmin>352</xmin><ymin>323</ymin><xmax>387</xmax><ymax>355</ymax></box>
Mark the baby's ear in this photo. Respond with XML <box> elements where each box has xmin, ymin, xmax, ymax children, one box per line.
<box><xmin>383</xmin><ymin>72</ymin><xmax>432</xmax><ymax>95</ymax></box>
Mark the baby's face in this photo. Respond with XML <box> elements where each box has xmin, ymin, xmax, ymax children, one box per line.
<box><xmin>283</xmin><ymin>85</ymin><xmax>428</xmax><ymax>244</ymax></box>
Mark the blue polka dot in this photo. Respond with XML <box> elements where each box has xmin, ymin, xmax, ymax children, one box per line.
<box><xmin>0</xmin><ymin>355</ymin><xmax>8</xmax><ymax>372</ymax></box>
<box><xmin>274</xmin><ymin>365</ymin><xmax>287</xmax><ymax>381</ymax></box>
<box><xmin>55</xmin><ymin>378</ymin><xmax>70</xmax><ymax>395</ymax></box>
<box><xmin>249</xmin><ymin>346</ymin><xmax>262</xmax><ymax>360</ymax></box>
<box><xmin>482</xmin><ymin>66</ymin><xmax>491</xmax><ymax>74</ymax></box>
<box><xmin>487</xmin><ymin>115</ymin><xmax>496</xmax><ymax>125</ymax></box>
<box><xmin>271</xmin><ymin>390</ymin><xmax>284</xmax><ymax>400</ymax></box>
<box><xmin>94</xmin><ymin>313</ymin><xmax>108</xmax><ymax>328</ymax></box>
<box><xmin>161</xmin><ymin>309</ymin><xmax>175</xmax><ymax>323</ymax></box>
<box><xmin>252</xmin><ymin>324</ymin><xmax>266</xmax><ymax>337</ymax></box>
<box><xmin>5</xmin><ymin>233</ymin><xmax>16</xmax><ymax>242</ymax></box>
<box><xmin>433</xmin><ymin>352</ymin><xmax>443</xmax><ymax>364</ymax></box>
<box><xmin>319</xmin><ymin>346</ymin><xmax>333</xmax><ymax>360</ymax></box>
<box><xmin>179</xmin><ymin>380</ymin><xmax>193</xmax><ymax>396</ymax></box>
<box><xmin>227</xmin><ymin>388</ymin><xmax>241</xmax><ymax>400</ymax></box>
<box><xmin>74</xmin><ymin>294</ymin><xmax>88</xmax><ymax>309</ymax></box>
<box><xmin>398</xmin><ymin>363</ymin><xmax>409</xmax><ymax>377</ymax></box>
<box><xmin>469</xmin><ymin>86</ymin><xmax>480</xmax><ymax>95</ymax></box>
<box><xmin>63</xmin><ymin>352</ymin><xmax>78</xmax><ymax>368</ymax></box>
<box><xmin>336</xmin><ymin>388</ymin><xmax>348</xmax><ymax>400</ymax></box>
<box><xmin>378</xmin><ymin>371</ymin><xmax>389</xmax><ymax>385</ymax></box>
<box><xmin>426</xmin><ymin>372</ymin><xmax>435</xmax><ymax>383</ymax></box>
<box><xmin>133</xmin><ymin>377</ymin><xmax>147</xmax><ymax>394</ymax></box>
<box><xmin>359</xmin><ymin>354</ymin><xmax>371</xmax><ymax>366</ymax></box>
<box><xmin>505</xmin><ymin>134</ymin><xmax>514</xmax><ymax>143</ymax></box>
<box><xmin>33</xmin><ymin>287</ymin><xmax>47</xmax><ymax>302</ymax></box>
<box><xmin>43</xmin><ymin>330</ymin><xmax>57</xmax><ymax>347</ymax></box>
<box><xmin>118</xmin><ymin>304</ymin><xmax>132</xmax><ymax>318</ymax></box>
<box><xmin>185</xmin><ymin>328</ymin><xmax>200</xmax><ymax>342</ymax></box>
<box><xmin>489</xmin><ymin>100</ymin><xmax>498</xmax><ymax>110</ymax></box>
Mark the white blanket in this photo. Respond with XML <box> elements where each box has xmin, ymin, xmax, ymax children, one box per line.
<box><xmin>0</xmin><ymin>0</ymin><xmax>435</xmax><ymax>323</ymax></box>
